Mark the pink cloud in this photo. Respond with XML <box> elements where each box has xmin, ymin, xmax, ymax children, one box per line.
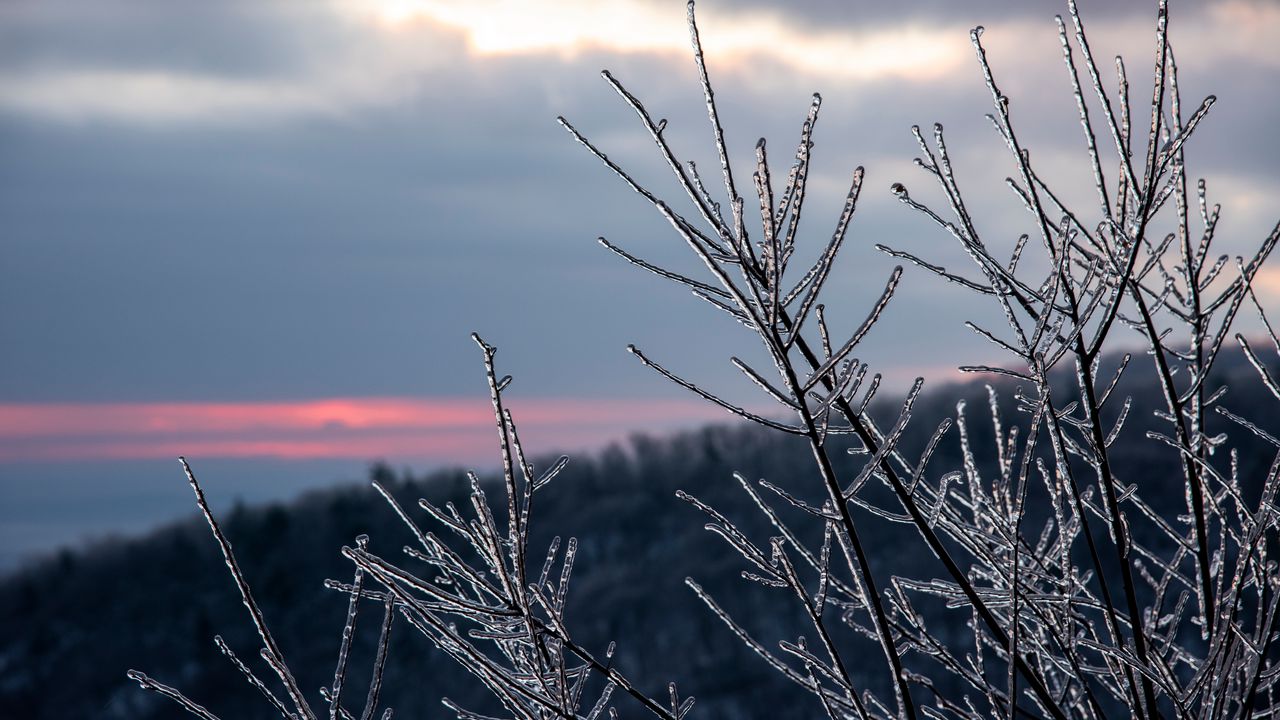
<box><xmin>0</xmin><ymin>396</ymin><xmax>752</xmax><ymax>463</ymax></box>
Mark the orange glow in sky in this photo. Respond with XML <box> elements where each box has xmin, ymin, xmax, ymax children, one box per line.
<box><xmin>0</xmin><ymin>396</ymin><xmax>748</xmax><ymax>462</ymax></box>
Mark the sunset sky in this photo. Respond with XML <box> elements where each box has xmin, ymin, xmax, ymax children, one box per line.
<box><xmin>2</xmin><ymin>0</ymin><xmax>1277</xmax><ymax>566</ymax></box>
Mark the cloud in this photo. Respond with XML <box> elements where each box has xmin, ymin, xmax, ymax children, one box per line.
<box><xmin>3</xmin><ymin>0</ymin><xmax>1275</xmax><ymax>140</ymax></box>
<box><xmin>0</xmin><ymin>0</ymin><xmax>464</xmax><ymax>125</ymax></box>
<box><xmin>0</xmin><ymin>1</ymin><xmax>1022</xmax><ymax>126</ymax></box>
<box><xmin>345</xmin><ymin>0</ymin><xmax>971</xmax><ymax>81</ymax></box>
<box><xmin>0</xmin><ymin>70</ymin><xmax>334</xmax><ymax>124</ymax></box>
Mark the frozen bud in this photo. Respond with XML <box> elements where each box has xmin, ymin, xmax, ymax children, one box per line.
<box><xmin>891</xmin><ymin>182</ymin><xmax>909</xmax><ymax>198</ymax></box>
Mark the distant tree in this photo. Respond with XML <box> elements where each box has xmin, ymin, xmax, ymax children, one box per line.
<box><xmin>132</xmin><ymin>1</ymin><xmax>1280</xmax><ymax>718</ymax></box>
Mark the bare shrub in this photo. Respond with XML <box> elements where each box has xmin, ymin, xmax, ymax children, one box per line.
<box><xmin>131</xmin><ymin>1</ymin><xmax>1280</xmax><ymax>718</ymax></box>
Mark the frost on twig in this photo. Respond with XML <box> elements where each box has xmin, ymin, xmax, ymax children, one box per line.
<box><xmin>336</xmin><ymin>334</ymin><xmax>681</xmax><ymax>720</ymax></box>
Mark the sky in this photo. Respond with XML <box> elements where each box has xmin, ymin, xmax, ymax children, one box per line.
<box><xmin>1</xmin><ymin>0</ymin><xmax>1278</xmax><ymax>568</ymax></box>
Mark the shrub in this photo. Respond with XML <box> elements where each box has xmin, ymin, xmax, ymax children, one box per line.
<box><xmin>131</xmin><ymin>1</ymin><xmax>1280</xmax><ymax>718</ymax></box>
